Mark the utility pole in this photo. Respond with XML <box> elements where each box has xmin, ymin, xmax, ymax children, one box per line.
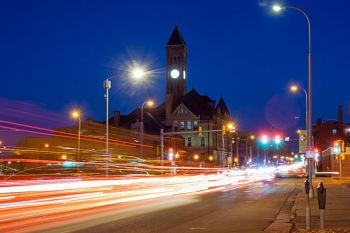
<box><xmin>104</xmin><ymin>79</ymin><xmax>111</xmax><ymax>177</ymax></box>
<box><xmin>160</xmin><ymin>128</ymin><xmax>164</xmax><ymax>167</ymax></box>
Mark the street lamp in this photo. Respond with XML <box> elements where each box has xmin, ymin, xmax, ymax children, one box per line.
<box><xmin>71</xmin><ymin>110</ymin><xmax>81</xmax><ymax>174</ymax></box>
<box><xmin>272</xmin><ymin>3</ymin><xmax>313</xmax><ymax>229</ymax></box>
<box><xmin>225</xmin><ymin>121</ymin><xmax>237</xmax><ymax>167</ymax></box>
<box><xmin>104</xmin><ymin>79</ymin><xmax>111</xmax><ymax>177</ymax></box>
<box><xmin>132</xmin><ymin>67</ymin><xmax>145</xmax><ymax>80</ymax></box>
<box><xmin>272</xmin><ymin>4</ymin><xmax>283</xmax><ymax>12</ymax></box>
<box><xmin>128</xmin><ymin>64</ymin><xmax>149</xmax><ymax>85</ymax></box>
<box><xmin>140</xmin><ymin>99</ymin><xmax>155</xmax><ymax>157</ymax></box>
<box><xmin>141</xmin><ymin>100</ymin><xmax>155</xmax><ymax>133</ymax></box>
<box><xmin>194</xmin><ymin>154</ymin><xmax>199</xmax><ymax>161</ymax></box>
<box><xmin>290</xmin><ymin>84</ymin><xmax>308</xmax><ymax>134</ymax></box>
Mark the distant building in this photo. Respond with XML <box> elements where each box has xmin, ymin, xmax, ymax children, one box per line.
<box><xmin>113</xmin><ymin>26</ymin><xmax>233</xmax><ymax>166</ymax></box>
<box><xmin>314</xmin><ymin>105</ymin><xmax>350</xmax><ymax>172</ymax></box>
<box><xmin>17</xmin><ymin>118</ymin><xmax>183</xmax><ymax>170</ymax></box>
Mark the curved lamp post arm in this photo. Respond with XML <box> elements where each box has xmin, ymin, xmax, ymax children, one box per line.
<box><xmin>285</xmin><ymin>6</ymin><xmax>311</xmax><ymax>54</ymax></box>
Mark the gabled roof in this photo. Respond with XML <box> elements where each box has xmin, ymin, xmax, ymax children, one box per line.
<box><xmin>216</xmin><ymin>97</ymin><xmax>230</xmax><ymax>115</ymax></box>
<box><xmin>174</xmin><ymin>89</ymin><xmax>216</xmax><ymax>120</ymax></box>
<box><xmin>167</xmin><ymin>26</ymin><xmax>187</xmax><ymax>46</ymax></box>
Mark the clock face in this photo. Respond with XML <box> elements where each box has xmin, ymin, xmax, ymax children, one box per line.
<box><xmin>170</xmin><ymin>69</ymin><xmax>180</xmax><ymax>79</ymax></box>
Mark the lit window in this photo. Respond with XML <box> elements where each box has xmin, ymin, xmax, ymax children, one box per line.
<box><xmin>201</xmin><ymin>137</ymin><xmax>205</xmax><ymax>147</ymax></box>
<box><xmin>180</xmin><ymin>121</ymin><xmax>185</xmax><ymax>130</ymax></box>
<box><xmin>174</xmin><ymin>121</ymin><xmax>178</xmax><ymax>131</ymax></box>
<box><xmin>193</xmin><ymin>120</ymin><xmax>198</xmax><ymax>130</ymax></box>
<box><xmin>187</xmin><ymin>137</ymin><xmax>192</xmax><ymax>147</ymax></box>
<box><xmin>187</xmin><ymin>121</ymin><xmax>191</xmax><ymax>130</ymax></box>
<box><xmin>332</xmin><ymin>129</ymin><xmax>337</xmax><ymax>136</ymax></box>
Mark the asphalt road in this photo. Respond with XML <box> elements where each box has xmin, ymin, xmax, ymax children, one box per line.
<box><xmin>40</xmin><ymin>178</ymin><xmax>300</xmax><ymax>233</ymax></box>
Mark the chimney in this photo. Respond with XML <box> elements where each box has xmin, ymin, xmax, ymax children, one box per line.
<box><xmin>114</xmin><ymin>111</ymin><xmax>121</xmax><ymax>126</ymax></box>
<box><xmin>316</xmin><ymin>118</ymin><xmax>322</xmax><ymax>127</ymax></box>
<box><xmin>338</xmin><ymin>105</ymin><xmax>343</xmax><ymax>124</ymax></box>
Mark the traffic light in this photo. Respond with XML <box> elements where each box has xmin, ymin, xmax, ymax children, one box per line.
<box><xmin>167</xmin><ymin>148</ymin><xmax>174</xmax><ymax>161</ymax></box>
<box><xmin>274</xmin><ymin>135</ymin><xmax>282</xmax><ymax>145</ymax></box>
<box><xmin>333</xmin><ymin>142</ymin><xmax>341</xmax><ymax>154</ymax></box>
<box><xmin>260</xmin><ymin>135</ymin><xmax>269</xmax><ymax>145</ymax></box>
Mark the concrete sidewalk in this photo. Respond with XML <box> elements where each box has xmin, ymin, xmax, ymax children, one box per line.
<box><xmin>292</xmin><ymin>178</ymin><xmax>350</xmax><ymax>233</ymax></box>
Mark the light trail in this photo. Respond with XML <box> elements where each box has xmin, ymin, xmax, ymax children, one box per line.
<box><xmin>0</xmin><ymin>119</ymin><xmax>152</xmax><ymax>148</ymax></box>
<box><xmin>0</xmin><ymin>163</ymin><xmax>305</xmax><ymax>233</ymax></box>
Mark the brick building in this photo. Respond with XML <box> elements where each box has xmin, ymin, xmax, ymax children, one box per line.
<box><xmin>314</xmin><ymin>105</ymin><xmax>350</xmax><ymax>175</ymax></box>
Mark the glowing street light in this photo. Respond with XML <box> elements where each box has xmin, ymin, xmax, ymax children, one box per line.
<box><xmin>290</xmin><ymin>85</ymin><xmax>299</xmax><ymax>92</ymax></box>
<box><xmin>194</xmin><ymin>154</ymin><xmax>199</xmax><ymax>160</ymax></box>
<box><xmin>209</xmin><ymin>156</ymin><xmax>213</xmax><ymax>161</ymax></box>
<box><xmin>227</xmin><ymin>122</ymin><xmax>236</xmax><ymax>132</ymax></box>
<box><xmin>272</xmin><ymin>4</ymin><xmax>283</xmax><ymax>12</ymax></box>
<box><xmin>44</xmin><ymin>144</ymin><xmax>49</xmax><ymax>148</ymax></box>
<box><xmin>250</xmin><ymin>135</ymin><xmax>255</xmax><ymax>140</ymax></box>
<box><xmin>71</xmin><ymin>109</ymin><xmax>81</xmax><ymax>174</ymax></box>
<box><xmin>132</xmin><ymin>67</ymin><xmax>145</xmax><ymax>80</ymax></box>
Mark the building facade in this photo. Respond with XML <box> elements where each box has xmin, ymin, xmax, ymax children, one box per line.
<box><xmin>314</xmin><ymin>105</ymin><xmax>350</xmax><ymax>172</ymax></box>
<box><xmin>114</xmin><ymin>26</ymin><xmax>234</xmax><ymax>166</ymax></box>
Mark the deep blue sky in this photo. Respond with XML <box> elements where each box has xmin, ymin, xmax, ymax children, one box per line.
<box><xmin>1</xmin><ymin>0</ymin><xmax>350</xmax><ymax>134</ymax></box>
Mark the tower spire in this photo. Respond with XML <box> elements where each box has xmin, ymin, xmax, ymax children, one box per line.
<box><xmin>167</xmin><ymin>26</ymin><xmax>187</xmax><ymax>46</ymax></box>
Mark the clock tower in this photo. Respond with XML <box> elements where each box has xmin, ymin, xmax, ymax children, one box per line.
<box><xmin>165</xmin><ymin>26</ymin><xmax>187</xmax><ymax>125</ymax></box>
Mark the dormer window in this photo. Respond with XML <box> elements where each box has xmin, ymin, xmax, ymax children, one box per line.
<box><xmin>332</xmin><ymin>129</ymin><xmax>337</xmax><ymax>136</ymax></box>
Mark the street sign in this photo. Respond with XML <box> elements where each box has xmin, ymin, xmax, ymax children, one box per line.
<box><xmin>306</xmin><ymin>150</ymin><xmax>314</xmax><ymax>159</ymax></box>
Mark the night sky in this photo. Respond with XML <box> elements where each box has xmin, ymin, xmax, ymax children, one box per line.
<box><xmin>1</xmin><ymin>0</ymin><xmax>350</xmax><ymax>137</ymax></box>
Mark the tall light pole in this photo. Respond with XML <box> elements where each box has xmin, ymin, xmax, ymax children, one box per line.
<box><xmin>71</xmin><ymin>110</ymin><xmax>81</xmax><ymax>174</ymax></box>
<box><xmin>273</xmin><ymin>4</ymin><xmax>313</xmax><ymax>230</ymax></box>
<box><xmin>104</xmin><ymin>79</ymin><xmax>111</xmax><ymax>177</ymax></box>
<box><xmin>140</xmin><ymin>100</ymin><xmax>154</xmax><ymax>157</ymax></box>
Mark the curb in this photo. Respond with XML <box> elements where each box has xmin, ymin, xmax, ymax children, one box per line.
<box><xmin>264</xmin><ymin>182</ymin><xmax>301</xmax><ymax>233</ymax></box>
